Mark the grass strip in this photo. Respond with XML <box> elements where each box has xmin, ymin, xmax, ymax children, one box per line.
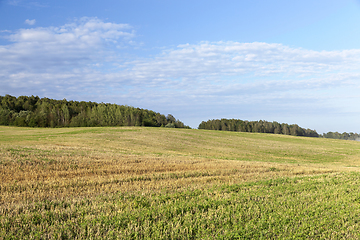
<box><xmin>1</xmin><ymin>172</ymin><xmax>360</xmax><ymax>239</ymax></box>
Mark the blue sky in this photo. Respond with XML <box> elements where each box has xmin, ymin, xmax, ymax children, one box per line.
<box><xmin>1</xmin><ymin>0</ymin><xmax>360</xmax><ymax>133</ymax></box>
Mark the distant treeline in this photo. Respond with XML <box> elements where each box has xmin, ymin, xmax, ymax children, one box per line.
<box><xmin>0</xmin><ymin>95</ymin><xmax>190</xmax><ymax>128</ymax></box>
<box><xmin>322</xmin><ymin>131</ymin><xmax>360</xmax><ymax>141</ymax></box>
<box><xmin>198</xmin><ymin>118</ymin><xmax>360</xmax><ymax>140</ymax></box>
<box><xmin>198</xmin><ymin>119</ymin><xmax>319</xmax><ymax>137</ymax></box>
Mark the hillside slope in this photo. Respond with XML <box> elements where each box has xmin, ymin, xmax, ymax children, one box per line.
<box><xmin>2</xmin><ymin>126</ymin><xmax>360</xmax><ymax>238</ymax></box>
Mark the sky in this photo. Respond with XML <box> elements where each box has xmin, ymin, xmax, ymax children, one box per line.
<box><xmin>1</xmin><ymin>0</ymin><xmax>360</xmax><ymax>133</ymax></box>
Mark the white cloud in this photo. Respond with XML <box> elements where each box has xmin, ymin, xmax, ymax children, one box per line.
<box><xmin>24</xmin><ymin>19</ymin><xmax>36</xmax><ymax>25</ymax></box>
<box><xmin>126</xmin><ymin>42</ymin><xmax>360</xmax><ymax>81</ymax></box>
<box><xmin>1</xmin><ymin>30</ymin><xmax>359</xmax><ymax>98</ymax></box>
<box><xmin>0</xmin><ymin>17</ymin><xmax>135</xmax><ymax>76</ymax></box>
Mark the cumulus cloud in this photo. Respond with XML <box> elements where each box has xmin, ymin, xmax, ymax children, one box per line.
<box><xmin>24</xmin><ymin>19</ymin><xmax>36</xmax><ymax>25</ymax></box>
<box><xmin>0</xmin><ymin>17</ymin><xmax>134</xmax><ymax>75</ymax></box>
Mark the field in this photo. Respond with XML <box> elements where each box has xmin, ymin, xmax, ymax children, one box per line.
<box><xmin>1</xmin><ymin>126</ymin><xmax>360</xmax><ymax>239</ymax></box>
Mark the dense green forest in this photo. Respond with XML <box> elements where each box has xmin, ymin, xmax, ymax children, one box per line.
<box><xmin>198</xmin><ymin>119</ymin><xmax>360</xmax><ymax>140</ymax></box>
<box><xmin>0</xmin><ymin>95</ymin><xmax>190</xmax><ymax>128</ymax></box>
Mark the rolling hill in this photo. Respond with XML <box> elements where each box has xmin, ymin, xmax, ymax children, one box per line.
<box><xmin>1</xmin><ymin>126</ymin><xmax>360</xmax><ymax>238</ymax></box>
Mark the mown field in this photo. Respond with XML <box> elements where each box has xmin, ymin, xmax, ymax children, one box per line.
<box><xmin>1</xmin><ymin>126</ymin><xmax>360</xmax><ymax>239</ymax></box>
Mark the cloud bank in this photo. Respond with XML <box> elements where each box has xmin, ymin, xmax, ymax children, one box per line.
<box><xmin>0</xmin><ymin>17</ymin><xmax>135</xmax><ymax>95</ymax></box>
<box><xmin>1</xmin><ymin>18</ymin><xmax>360</xmax><ymax>131</ymax></box>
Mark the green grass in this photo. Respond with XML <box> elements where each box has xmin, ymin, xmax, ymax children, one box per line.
<box><xmin>1</xmin><ymin>126</ymin><xmax>359</xmax><ymax>165</ymax></box>
<box><xmin>2</xmin><ymin>172</ymin><xmax>360</xmax><ymax>239</ymax></box>
<box><xmin>1</xmin><ymin>126</ymin><xmax>360</xmax><ymax>239</ymax></box>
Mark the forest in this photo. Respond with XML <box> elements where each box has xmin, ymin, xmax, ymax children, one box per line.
<box><xmin>198</xmin><ymin>118</ymin><xmax>360</xmax><ymax>140</ymax></box>
<box><xmin>0</xmin><ymin>95</ymin><xmax>190</xmax><ymax>128</ymax></box>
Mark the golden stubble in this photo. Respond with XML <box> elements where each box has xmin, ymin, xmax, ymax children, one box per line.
<box><xmin>0</xmin><ymin>147</ymin><xmax>336</xmax><ymax>205</ymax></box>
<box><xmin>1</xmin><ymin>126</ymin><xmax>359</xmax><ymax>206</ymax></box>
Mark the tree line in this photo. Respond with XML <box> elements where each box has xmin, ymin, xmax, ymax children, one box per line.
<box><xmin>1</xmin><ymin>95</ymin><xmax>358</xmax><ymax>140</ymax></box>
<box><xmin>198</xmin><ymin>118</ymin><xmax>360</xmax><ymax>140</ymax></box>
<box><xmin>322</xmin><ymin>131</ymin><xmax>360</xmax><ymax>141</ymax></box>
<box><xmin>198</xmin><ymin>119</ymin><xmax>319</xmax><ymax>137</ymax></box>
<box><xmin>0</xmin><ymin>95</ymin><xmax>190</xmax><ymax>128</ymax></box>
